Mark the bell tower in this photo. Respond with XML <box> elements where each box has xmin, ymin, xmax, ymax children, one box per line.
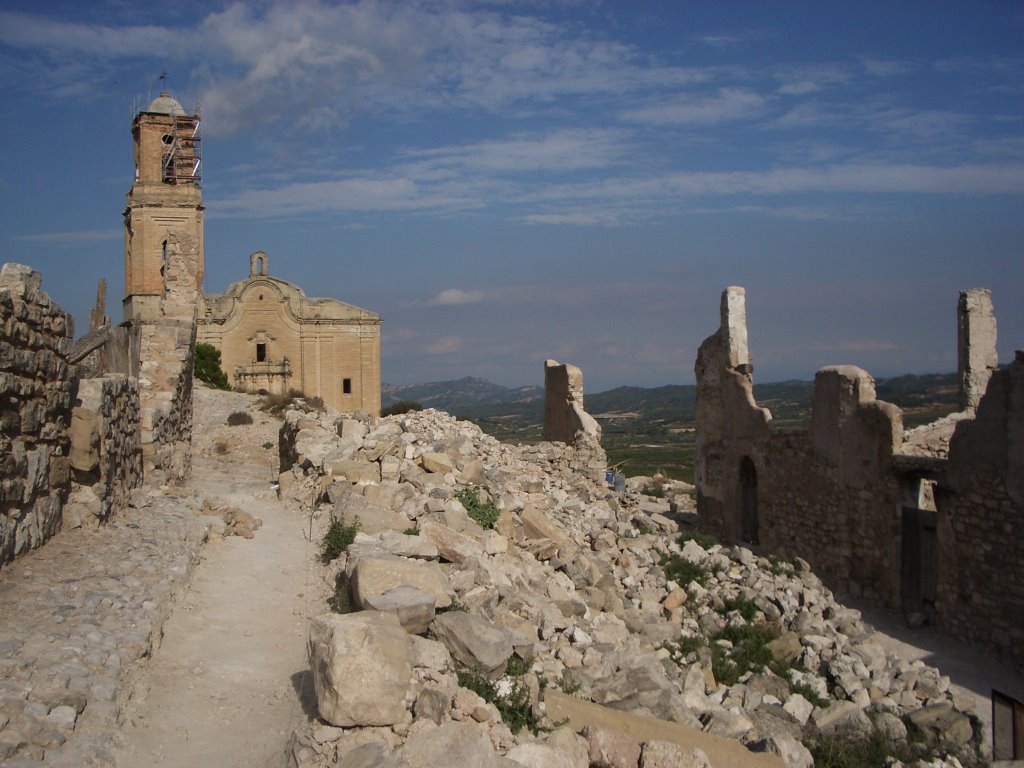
<box><xmin>123</xmin><ymin>90</ymin><xmax>204</xmax><ymax>322</ymax></box>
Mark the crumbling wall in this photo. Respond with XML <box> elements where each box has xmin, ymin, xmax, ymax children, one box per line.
<box><xmin>957</xmin><ymin>288</ymin><xmax>997</xmax><ymax>412</ymax></box>
<box><xmin>135</xmin><ymin>232</ymin><xmax>198</xmax><ymax>484</ymax></box>
<box><xmin>65</xmin><ymin>374</ymin><xmax>143</xmax><ymax>529</ymax></box>
<box><xmin>933</xmin><ymin>350</ymin><xmax>1024</xmax><ymax>664</ymax></box>
<box><xmin>694</xmin><ymin>287</ymin><xmax>772</xmax><ymax>543</ymax></box>
<box><xmin>0</xmin><ymin>264</ymin><xmax>73</xmax><ymax>568</ymax></box>
<box><xmin>541</xmin><ymin>359</ymin><xmax>605</xmax><ymax>483</ymax></box>
<box><xmin>694</xmin><ymin>285</ymin><xmax>1023</xmax><ymax>664</ymax></box>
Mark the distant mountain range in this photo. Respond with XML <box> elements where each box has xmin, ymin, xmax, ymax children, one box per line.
<box><xmin>382</xmin><ymin>371</ymin><xmax>958</xmax><ymax>432</ymax></box>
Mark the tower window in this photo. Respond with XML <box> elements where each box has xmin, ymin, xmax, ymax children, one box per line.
<box><xmin>256</xmin><ymin>343</ymin><xmax>267</xmax><ymax>362</ymax></box>
<box><xmin>343</xmin><ymin>378</ymin><xmax>352</xmax><ymax>395</ymax></box>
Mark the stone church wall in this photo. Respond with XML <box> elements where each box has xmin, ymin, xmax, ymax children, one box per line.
<box><xmin>0</xmin><ymin>264</ymin><xmax>74</xmax><ymax>568</ymax></box>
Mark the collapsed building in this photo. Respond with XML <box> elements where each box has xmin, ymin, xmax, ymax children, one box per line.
<box><xmin>694</xmin><ymin>286</ymin><xmax>1023</xmax><ymax>666</ymax></box>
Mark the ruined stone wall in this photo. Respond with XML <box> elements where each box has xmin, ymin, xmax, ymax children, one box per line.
<box><xmin>0</xmin><ymin>264</ymin><xmax>73</xmax><ymax>568</ymax></box>
<box><xmin>695</xmin><ymin>285</ymin><xmax>1022</xmax><ymax>665</ymax></box>
<box><xmin>933</xmin><ymin>352</ymin><xmax>1024</xmax><ymax>666</ymax></box>
<box><xmin>136</xmin><ymin>232</ymin><xmax>198</xmax><ymax>484</ymax></box>
<box><xmin>521</xmin><ymin>437</ymin><xmax>608</xmax><ymax>487</ymax></box>
<box><xmin>66</xmin><ymin>374</ymin><xmax>142</xmax><ymax>529</ymax></box>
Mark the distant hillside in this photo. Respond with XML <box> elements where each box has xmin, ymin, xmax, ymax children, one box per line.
<box><xmin>381</xmin><ymin>377</ymin><xmax>542</xmax><ymax>413</ymax></box>
<box><xmin>382</xmin><ymin>371</ymin><xmax>958</xmax><ymax>481</ymax></box>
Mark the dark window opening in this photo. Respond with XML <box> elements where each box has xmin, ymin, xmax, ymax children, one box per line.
<box><xmin>256</xmin><ymin>343</ymin><xmax>267</xmax><ymax>363</ymax></box>
<box><xmin>343</xmin><ymin>378</ymin><xmax>352</xmax><ymax>395</ymax></box>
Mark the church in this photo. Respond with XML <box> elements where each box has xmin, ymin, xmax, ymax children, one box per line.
<box><xmin>122</xmin><ymin>90</ymin><xmax>382</xmax><ymax>415</ymax></box>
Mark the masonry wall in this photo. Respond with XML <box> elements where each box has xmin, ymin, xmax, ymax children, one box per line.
<box><xmin>933</xmin><ymin>353</ymin><xmax>1024</xmax><ymax>665</ymax></box>
<box><xmin>0</xmin><ymin>264</ymin><xmax>73</xmax><ymax>568</ymax></box>
<box><xmin>695</xmin><ymin>285</ymin><xmax>1023</xmax><ymax>666</ymax></box>
<box><xmin>66</xmin><ymin>374</ymin><xmax>143</xmax><ymax>528</ymax></box>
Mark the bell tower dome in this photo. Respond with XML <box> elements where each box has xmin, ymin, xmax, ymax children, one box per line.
<box><xmin>123</xmin><ymin>89</ymin><xmax>204</xmax><ymax>322</ymax></box>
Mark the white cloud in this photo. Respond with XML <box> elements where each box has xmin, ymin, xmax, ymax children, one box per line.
<box><xmin>428</xmin><ymin>289</ymin><xmax>484</xmax><ymax>306</ymax></box>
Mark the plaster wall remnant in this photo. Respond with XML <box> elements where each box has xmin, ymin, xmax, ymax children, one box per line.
<box><xmin>0</xmin><ymin>264</ymin><xmax>73</xmax><ymax>569</ymax></box>
<box><xmin>197</xmin><ymin>252</ymin><xmax>382</xmax><ymax>415</ymax></box>
<box><xmin>694</xmin><ymin>285</ymin><xmax>1023</xmax><ymax>666</ymax></box>
<box><xmin>957</xmin><ymin>288</ymin><xmax>997</xmax><ymax>412</ymax></box>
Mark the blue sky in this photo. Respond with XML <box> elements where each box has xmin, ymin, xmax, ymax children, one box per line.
<box><xmin>1</xmin><ymin>1</ymin><xmax>1021</xmax><ymax>391</ymax></box>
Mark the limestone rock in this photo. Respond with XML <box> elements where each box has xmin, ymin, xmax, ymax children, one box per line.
<box><xmin>431</xmin><ymin>611</ymin><xmax>513</xmax><ymax>679</ymax></box>
<box><xmin>349</xmin><ymin>554</ymin><xmax>453</xmax><ymax>610</ymax></box>
<box><xmin>399</xmin><ymin>721</ymin><xmax>498</xmax><ymax>768</ymax></box>
<box><xmin>307</xmin><ymin>612</ymin><xmax>412</xmax><ymax>727</ymax></box>
<box><xmin>363</xmin><ymin>586</ymin><xmax>436</xmax><ymax>635</ymax></box>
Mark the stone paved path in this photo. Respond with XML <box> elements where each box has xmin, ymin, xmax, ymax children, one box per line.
<box><xmin>111</xmin><ymin>460</ymin><xmax>315</xmax><ymax>768</ymax></box>
<box><xmin>0</xmin><ymin>387</ymin><xmax>319</xmax><ymax>767</ymax></box>
<box><xmin>0</xmin><ymin>488</ymin><xmax>212</xmax><ymax>766</ymax></box>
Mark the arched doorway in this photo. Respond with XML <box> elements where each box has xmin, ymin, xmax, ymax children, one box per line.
<box><xmin>740</xmin><ymin>457</ymin><xmax>758</xmax><ymax>545</ymax></box>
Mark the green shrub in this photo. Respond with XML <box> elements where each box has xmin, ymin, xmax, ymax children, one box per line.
<box><xmin>676</xmin><ymin>530</ymin><xmax>717</xmax><ymax>549</ymax></box>
<box><xmin>641</xmin><ymin>479</ymin><xmax>666</xmax><ymax>498</ymax></box>
<box><xmin>380</xmin><ymin>400</ymin><xmax>423</xmax><ymax>417</ymax></box>
<box><xmin>505</xmin><ymin>656</ymin><xmax>532</xmax><ymax>677</ymax></box>
<box><xmin>805</xmin><ymin>729</ymin><xmax>936</xmax><ymax>768</ymax></box>
<box><xmin>403</xmin><ymin>526</ymin><xmax>419</xmax><ymax>536</ymax></box>
<box><xmin>328</xmin><ymin>572</ymin><xmax>353</xmax><ymax>613</ymax></box>
<box><xmin>262</xmin><ymin>441</ymin><xmax>274</xmax><ymax>449</ymax></box>
<box><xmin>226</xmin><ymin>410</ymin><xmax>253</xmax><ymax>426</ymax></box>
<box><xmin>321</xmin><ymin>518</ymin><xmax>359</xmax><ymax>563</ymax></box>
<box><xmin>456</xmin><ymin>666</ymin><xmax>539</xmax><ymax>734</ymax></box>
<box><xmin>658</xmin><ymin>552</ymin><xmax>710</xmax><ymax>587</ymax></box>
<box><xmin>720</xmin><ymin>596</ymin><xmax>759</xmax><ymax>622</ymax></box>
<box><xmin>194</xmin><ymin>343</ymin><xmax>230</xmax><ymax>389</ymax></box>
<box><xmin>790</xmin><ymin>680</ymin><xmax>829</xmax><ymax>709</ymax></box>
<box><xmin>766</xmin><ymin>555</ymin><xmax>795</xmax><ymax>576</ymax></box>
<box><xmin>711</xmin><ymin>624</ymin><xmax>778</xmax><ymax>686</ymax></box>
<box><xmin>456</xmin><ymin>487</ymin><xmax>501</xmax><ymax>529</ymax></box>
<box><xmin>437</xmin><ymin>598</ymin><xmax>468</xmax><ymax>613</ymax></box>
<box><xmin>258</xmin><ymin>392</ymin><xmax>297</xmax><ymax>417</ymax></box>
<box><xmin>663</xmin><ymin>634</ymin><xmax>706</xmax><ymax>666</ymax></box>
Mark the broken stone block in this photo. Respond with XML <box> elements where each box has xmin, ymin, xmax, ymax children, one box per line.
<box><xmin>431</xmin><ymin>611</ymin><xmax>514</xmax><ymax>679</ymax></box>
<box><xmin>363</xmin><ymin>586</ymin><xmax>437</xmax><ymax>635</ymax></box>
<box><xmin>399</xmin><ymin>721</ymin><xmax>499</xmax><ymax>768</ymax></box>
<box><xmin>307</xmin><ymin>612</ymin><xmax>412</xmax><ymax>728</ymax></box>
<box><xmin>349</xmin><ymin>554</ymin><xmax>453</xmax><ymax>610</ymax></box>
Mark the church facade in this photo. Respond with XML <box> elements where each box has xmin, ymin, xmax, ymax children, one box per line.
<box><xmin>196</xmin><ymin>252</ymin><xmax>382</xmax><ymax>415</ymax></box>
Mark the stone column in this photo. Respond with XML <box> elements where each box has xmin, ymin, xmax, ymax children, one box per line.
<box><xmin>957</xmin><ymin>288</ymin><xmax>997</xmax><ymax>412</ymax></box>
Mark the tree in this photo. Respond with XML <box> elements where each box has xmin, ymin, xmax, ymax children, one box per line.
<box><xmin>194</xmin><ymin>343</ymin><xmax>230</xmax><ymax>389</ymax></box>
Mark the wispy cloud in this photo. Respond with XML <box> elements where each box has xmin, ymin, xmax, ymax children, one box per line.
<box><xmin>426</xmin><ymin>335</ymin><xmax>462</xmax><ymax>354</ymax></box>
<box><xmin>428</xmin><ymin>288</ymin><xmax>484</xmax><ymax>306</ymax></box>
<box><xmin>621</xmin><ymin>88</ymin><xmax>767</xmax><ymax>125</ymax></box>
<box><xmin>13</xmin><ymin>229</ymin><xmax>121</xmax><ymax>244</ymax></box>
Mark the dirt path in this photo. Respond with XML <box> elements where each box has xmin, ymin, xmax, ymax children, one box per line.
<box><xmin>112</xmin><ymin>389</ymin><xmax>320</xmax><ymax>768</ymax></box>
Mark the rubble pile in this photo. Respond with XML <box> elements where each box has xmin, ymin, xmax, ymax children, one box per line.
<box><xmin>279</xmin><ymin>406</ymin><xmax>983</xmax><ymax>768</ymax></box>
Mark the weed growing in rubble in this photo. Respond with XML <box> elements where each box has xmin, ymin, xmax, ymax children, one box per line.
<box><xmin>657</xmin><ymin>552</ymin><xmax>710</xmax><ymax>588</ymax></box>
<box><xmin>676</xmin><ymin>530</ymin><xmax>717</xmax><ymax>550</ymax></box>
<box><xmin>321</xmin><ymin>518</ymin><xmax>359</xmax><ymax>563</ymax></box>
<box><xmin>804</xmin><ymin>728</ymin><xmax>938</xmax><ymax>768</ymax></box>
<box><xmin>456</xmin><ymin>666</ymin><xmax>539</xmax><ymax>735</ymax></box>
<box><xmin>719</xmin><ymin>596</ymin><xmax>759</xmax><ymax>622</ymax></box>
<box><xmin>456</xmin><ymin>486</ymin><xmax>501</xmax><ymax>529</ymax></box>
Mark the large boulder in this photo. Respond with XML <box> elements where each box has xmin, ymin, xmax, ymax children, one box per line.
<box><xmin>307</xmin><ymin>612</ymin><xmax>412</xmax><ymax>727</ymax></box>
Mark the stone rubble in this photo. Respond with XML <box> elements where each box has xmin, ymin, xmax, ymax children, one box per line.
<box><xmin>281</xmin><ymin>406</ymin><xmax>985</xmax><ymax>768</ymax></box>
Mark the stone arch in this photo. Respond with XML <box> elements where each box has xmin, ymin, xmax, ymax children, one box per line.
<box><xmin>250</xmin><ymin>250</ymin><xmax>269</xmax><ymax>277</ymax></box>
<box><xmin>739</xmin><ymin>456</ymin><xmax>759</xmax><ymax>545</ymax></box>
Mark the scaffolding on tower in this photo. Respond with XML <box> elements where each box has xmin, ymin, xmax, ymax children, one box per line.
<box><xmin>161</xmin><ymin>112</ymin><xmax>202</xmax><ymax>184</ymax></box>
